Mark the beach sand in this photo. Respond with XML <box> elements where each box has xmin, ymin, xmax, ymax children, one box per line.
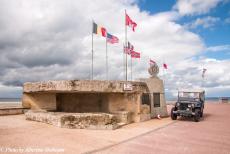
<box><xmin>0</xmin><ymin>101</ymin><xmax>22</xmax><ymax>109</ymax></box>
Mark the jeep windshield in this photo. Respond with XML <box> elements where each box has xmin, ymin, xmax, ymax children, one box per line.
<box><xmin>178</xmin><ymin>92</ymin><xmax>200</xmax><ymax>101</ymax></box>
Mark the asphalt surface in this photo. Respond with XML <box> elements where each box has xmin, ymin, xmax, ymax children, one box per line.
<box><xmin>94</xmin><ymin>103</ymin><xmax>230</xmax><ymax>154</ymax></box>
<box><xmin>0</xmin><ymin>103</ymin><xmax>230</xmax><ymax>154</ymax></box>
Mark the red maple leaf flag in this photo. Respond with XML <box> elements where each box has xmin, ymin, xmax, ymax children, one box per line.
<box><xmin>126</xmin><ymin>13</ymin><xmax>137</xmax><ymax>32</ymax></box>
<box><xmin>163</xmin><ymin>63</ymin><xmax>168</xmax><ymax>69</ymax></box>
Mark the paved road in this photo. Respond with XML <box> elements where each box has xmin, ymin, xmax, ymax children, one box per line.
<box><xmin>91</xmin><ymin>103</ymin><xmax>230</xmax><ymax>154</ymax></box>
<box><xmin>0</xmin><ymin>103</ymin><xmax>229</xmax><ymax>154</ymax></box>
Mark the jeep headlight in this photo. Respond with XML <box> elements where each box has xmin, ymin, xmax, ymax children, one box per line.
<box><xmin>188</xmin><ymin>104</ymin><xmax>192</xmax><ymax>108</ymax></box>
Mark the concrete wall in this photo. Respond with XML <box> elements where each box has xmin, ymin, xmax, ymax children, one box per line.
<box><xmin>107</xmin><ymin>93</ymin><xmax>141</xmax><ymax>123</ymax></box>
<box><xmin>140</xmin><ymin>77</ymin><xmax>168</xmax><ymax>117</ymax></box>
<box><xmin>22</xmin><ymin>93</ymin><xmax>56</xmax><ymax>110</ymax></box>
<box><xmin>56</xmin><ymin>93</ymin><xmax>108</xmax><ymax>113</ymax></box>
<box><xmin>55</xmin><ymin>93</ymin><xmax>141</xmax><ymax>123</ymax></box>
<box><xmin>22</xmin><ymin>92</ymin><xmax>142</xmax><ymax>123</ymax></box>
<box><xmin>22</xmin><ymin>78</ymin><xmax>167</xmax><ymax>124</ymax></box>
<box><xmin>0</xmin><ymin>108</ymin><xmax>26</xmax><ymax>115</ymax></box>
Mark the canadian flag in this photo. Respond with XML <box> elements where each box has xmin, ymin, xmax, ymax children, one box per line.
<box><xmin>126</xmin><ymin>13</ymin><xmax>137</xmax><ymax>32</ymax></box>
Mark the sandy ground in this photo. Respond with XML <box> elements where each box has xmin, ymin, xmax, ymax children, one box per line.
<box><xmin>0</xmin><ymin>102</ymin><xmax>22</xmax><ymax>109</ymax></box>
<box><xmin>0</xmin><ymin>102</ymin><xmax>230</xmax><ymax>154</ymax></box>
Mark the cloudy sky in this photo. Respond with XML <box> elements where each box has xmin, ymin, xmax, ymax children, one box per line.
<box><xmin>0</xmin><ymin>0</ymin><xmax>229</xmax><ymax>98</ymax></box>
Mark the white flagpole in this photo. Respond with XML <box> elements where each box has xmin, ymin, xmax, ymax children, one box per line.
<box><xmin>131</xmin><ymin>56</ymin><xmax>132</xmax><ymax>81</ymax></box>
<box><xmin>125</xmin><ymin>10</ymin><xmax>128</xmax><ymax>81</ymax></box>
<box><xmin>106</xmin><ymin>38</ymin><xmax>108</xmax><ymax>80</ymax></box>
<box><xmin>91</xmin><ymin>20</ymin><xmax>94</xmax><ymax>80</ymax></box>
<box><xmin>123</xmin><ymin>44</ymin><xmax>125</xmax><ymax>80</ymax></box>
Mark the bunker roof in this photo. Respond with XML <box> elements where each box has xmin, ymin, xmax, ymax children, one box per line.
<box><xmin>23</xmin><ymin>80</ymin><xmax>148</xmax><ymax>93</ymax></box>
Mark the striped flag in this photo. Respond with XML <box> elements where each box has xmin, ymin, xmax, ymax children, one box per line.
<box><xmin>131</xmin><ymin>51</ymin><xmax>140</xmax><ymax>58</ymax></box>
<box><xmin>106</xmin><ymin>33</ymin><xmax>119</xmax><ymax>44</ymax></box>
<box><xmin>124</xmin><ymin>41</ymin><xmax>134</xmax><ymax>55</ymax></box>
<box><xmin>150</xmin><ymin>59</ymin><xmax>155</xmax><ymax>65</ymax></box>
<box><xmin>93</xmin><ymin>22</ymin><xmax>107</xmax><ymax>37</ymax></box>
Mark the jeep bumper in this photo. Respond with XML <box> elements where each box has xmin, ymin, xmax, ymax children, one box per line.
<box><xmin>173</xmin><ymin>110</ymin><xmax>195</xmax><ymax>116</ymax></box>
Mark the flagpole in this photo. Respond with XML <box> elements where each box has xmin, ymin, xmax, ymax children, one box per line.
<box><xmin>162</xmin><ymin>59</ymin><xmax>165</xmax><ymax>85</ymax></box>
<box><xmin>131</xmin><ymin>57</ymin><xmax>132</xmax><ymax>81</ymax></box>
<box><xmin>91</xmin><ymin>20</ymin><xmax>94</xmax><ymax>80</ymax></box>
<box><xmin>123</xmin><ymin>44</ymin><xmax>125</xmax><ymax>80</ymax></box>
<box><xmin>125</xmin><ymin>9</ymin><xmax>128</xmax><ymax>81</ymax></box>
<box><xmin>106</xmin><ymin>38</ymin><xmax>108</xmax><ymax>80</ymax></box>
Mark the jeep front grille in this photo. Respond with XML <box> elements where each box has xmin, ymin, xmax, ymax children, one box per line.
<box><xmin>179</xmin><ymin>103</ymin><xmax>188</xmax><ymax>110</ymax></box>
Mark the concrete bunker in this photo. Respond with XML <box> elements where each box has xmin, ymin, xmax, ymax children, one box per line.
<box><xmin>22</xmin><ymin>78</ymin><xmax>168</xmax><ymax>129</ymax></box>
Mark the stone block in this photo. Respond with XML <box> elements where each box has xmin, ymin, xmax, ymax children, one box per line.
<box><xmin>25</xmin><ymin>110</ymin><xmax>119</xmax><ymax>130</ymax></box>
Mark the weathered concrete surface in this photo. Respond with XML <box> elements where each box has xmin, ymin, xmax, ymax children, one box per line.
<box><xmin>140</xmin><ymin>77</ymin><xmax>168</xmax><ymax>118</ymax></box>
<box><xmin>23</xmin><ymin>80</ymin><xmax>148</xmax><ymax>93</ymax></box>
<box><xmin>22</xmin><ymin>93</ymin><xmax>56</xmax><ymax>110</ymax></box>
<box><xmin>0</xmin><ymin>102</ymin><xmax>28</xmax><ymax>115</ymax></box>
<box><xmin>0</xmin><ymin>107</ymin><xmax>28</xmax><ymax>116</ymax></box>
<box><xmin>0</xmin><ymin>103</ymin><xmax>229</xmax><ymax>154</ymax></box>
<box><xmin>25</xmin><ymin>110</ymin><xmax>118</xmax><ymax>130</ymax></box>
<box><xmin>111</xmin><ymin>111</ymin><xmax>131</xmax><ymax>124</ymax></box>
<box><xmin>22</xmin><ymin>79</ymin><xmax>168</xmax><ymax>126</ymax></box>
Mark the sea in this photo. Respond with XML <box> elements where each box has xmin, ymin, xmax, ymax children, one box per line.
<box><xmin>0</xmin><ymin>98</ymin><xmax>21</xmax><ymax>103</ymax></box>
<box><xmin>0</xmin><ymin>97</ymin><xmax>228</xmax><ymax>104</ymax></box>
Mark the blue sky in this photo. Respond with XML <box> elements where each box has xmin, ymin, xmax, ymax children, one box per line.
<box><xmin>138</xmin><ymin>0</ymin><xmax>230</xmax><ymax>60</ymax></box>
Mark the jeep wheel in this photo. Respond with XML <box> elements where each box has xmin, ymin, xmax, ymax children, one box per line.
<box><xmin>194</xmin><ymin>109</ymin><xmax>201</xmax><ymax>122</ymax></box>
<box><xmin>200</xmin><ymin>110</ymin><xmax>203</xmax><ymax>117</ymax></box>
<box><xmin>171</xmin><ymin>107</ymin><xmax>177</xmax><ymax>120</ymax></box>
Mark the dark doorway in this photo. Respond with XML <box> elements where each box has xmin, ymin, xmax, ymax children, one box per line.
<box><xmin>141</xmin><ymin>93</ymin><xmax>151</xmax><ymax>105</ymax></box>
<box><xmin>56</xmin><ymin>93</ymin><xmax>108</xmax><ymax>113</ymax></box>
<box><xmin>153</xmin><ymin>93</ymin><xmax>160</xmax><ymax>107</ymax></box>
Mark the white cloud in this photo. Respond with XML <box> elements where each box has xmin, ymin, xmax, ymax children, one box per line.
<box><xmin>185</xmin><ymin>16</ymin><xmax>220</xmax><ymax>29</ymax></box>
<box><xmin>0</xmin><ymin>0</ymin><xmax>229</xmax><ymax>98</ymax></box>
<box><xmin>0</xmin><ymin>84</ymin><xmax>22</xmax><ymax>98</ymax></box>
<box><xmin>164</xmin><ymin>58</ymin><xmax>230</xmax><ymax>98</ymax></box>
<box><xmin>174</xmin><ymin>0</ymin><xmax>222</xmax><ymax>16</ymax></box>
<box><xmin>206</xmin><ymin>45</ymin><xmax>230</xmax><ymax>52</ymax></box>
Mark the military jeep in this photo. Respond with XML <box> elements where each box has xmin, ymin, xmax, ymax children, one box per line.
<box><xmin>171</xmin><ymin>90</ymin><xmax>205</xmax><ymax>122</ymax></box>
